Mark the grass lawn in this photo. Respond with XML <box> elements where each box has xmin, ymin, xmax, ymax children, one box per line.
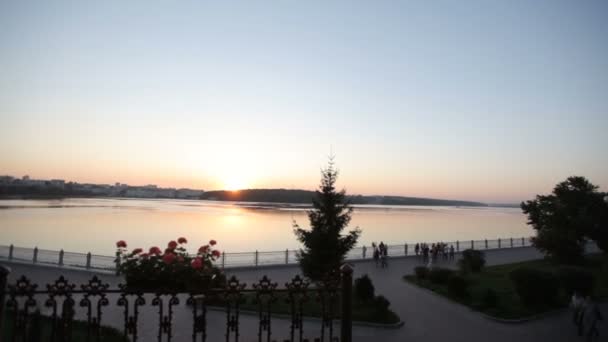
<box><xmin>404</xmin><ymin>254</ymin><xmax>608</xmax><ymax>320</ymax></box>
<box><xmin>2</xmin><ymin>310</ymin><xmax>127</xmax><ymax>341</ymax></box>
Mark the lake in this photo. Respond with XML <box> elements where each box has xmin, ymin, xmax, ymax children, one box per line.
<box><xmin>0</xmin><ymin>198</ymin><xmax>532</xmax><ymax>255</ymax></box>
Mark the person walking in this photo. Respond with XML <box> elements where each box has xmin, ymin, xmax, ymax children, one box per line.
<box><xmin>415</xmin><ymin>243</ymin><xmax>420</xmax><ymax>256</ymax></box>
<box><xmin>372</xmin><ymin>242</ymin><xmax>379</xmax><ymax>267</ymax></box>
<box><xmin>449</xmin><ymin>244</ymin><xmax>455</xmax><ymax>261</ymax></box>
<box><xmin>571</xmin><ymin>291</ymin><xmax>584</xmax><ymax>336</ymax></box>
<box><xmin>581</xmin><ymin>295</ymin><xmax>603</xmax><ymax>341</ymax></box>
<box><xmin>380</xmin><ymin>243</ymin><xmax>388</xmax><ymax>268</ymax></box>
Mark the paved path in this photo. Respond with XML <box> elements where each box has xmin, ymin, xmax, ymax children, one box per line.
<box><xmin>2</xmin><ymin>247</ymin><xmax>606</xmax><ymax>341</ymax></box>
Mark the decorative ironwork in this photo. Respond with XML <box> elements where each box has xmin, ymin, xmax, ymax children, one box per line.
<box><xmin>45</xmin><ymin>275</ymin><xmax>77</xmax><ymax>341</ymax></box>
<box><xmin>0</xmin><ymin>266</ymin><xmax>353</xmax><ymax>342</ymax></box>
<box><xmin>152</xmin><ymin>291</ymin><xmax>180</xmax><ymax>342</ymax></box>
<box><xmin>6</xmin><ymin>275</ymin><xmax>38</xmax><ymax>341</ymax></box>
<box><xmin>286</xmin><ymin>275</ymin><xmax>310</xmax><ymax>342</ymax></box>
<box><xmin>80</xmin><ymin>276</ymin><xmax>110</xmax><ymax>341</ymax></box>
<box><xmin>223</xmin><ymin>275</ymin><xmax>246</xmax><ymax>342</ymax></box>
<box><xmin>253</xmin><ymin>276</ymin><xmax>278</xmax><ymax>342</ymax></box>
<box><xmin>117</xmin><ymin>284</ymin><xmax>146</xmax><ymax>342</ymax></box>
<box><xmin>187</xmin><ymin>293</ymin><xmax>209</xmax><ymax>342</ymax></box>
<box><xmin>317</xmin><ymin>272</ymin><xmax>340</xmax><ymax>342</ymax></box>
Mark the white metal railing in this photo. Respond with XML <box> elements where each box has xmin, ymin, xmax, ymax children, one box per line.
<box><xmin>0</xmin><ymin>236</ymin><xmax>533</xmax><ymax>272</ymax></box>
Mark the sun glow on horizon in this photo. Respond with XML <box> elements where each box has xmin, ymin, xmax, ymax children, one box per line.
<box><xmin>222</xmin><ymin>177</ymin><xmax>249</xmax><ymax>191</ymax></box>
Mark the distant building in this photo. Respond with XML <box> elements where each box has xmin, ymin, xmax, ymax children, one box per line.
<box><xmin>49</xmin><ymin>179</ymin><xmax>65</xmax><ymax>189</ymax></box>
<box><xmin>0</xmin><ymin>176</ymin><xmax>15</xmax><ymax>184</ymax></box>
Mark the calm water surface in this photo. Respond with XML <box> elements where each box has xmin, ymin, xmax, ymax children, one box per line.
<box><xmin>0</xmin><ymin>198</ymin><xmax>531</xmax><ymax>255</ymax></box>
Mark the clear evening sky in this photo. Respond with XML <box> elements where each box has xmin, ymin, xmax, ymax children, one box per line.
<box><xmin>1</xmin><ymin>0</ymin><xmax>607</xmax><ymax>203</ymax></box>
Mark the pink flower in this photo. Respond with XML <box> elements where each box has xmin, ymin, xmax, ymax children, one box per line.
<box><xmin>178</xmin><ymin>237</ymin><xmax>187</xmax><ymax>244</ymax></box>
<box><xmin>149</xmin><ymin>246</ymin><xmax>162</xmax><ymax>255</ymax></box>
<box><xmin>116</xmin><ymin>240</ymin><xmax>127</xmax><ymax>248</ymax></box>
<box><xmin>132</xmin><ymin>248</ymin><xmax>143</xmax><ymax>254</ymax></box>
<box><xmin>212</xmin><ymin>250</ymin><xmax>221</xmax><ymax>258</ymax></box>
<box><xmin>198</xmin><ymin>245</ymin><xmax>209</xmax><ymax>254</ymax></box>
<box><xmin>191</xmin><ymin>257</ymin><xmax>203</xmax><ymax>269</ymax></box>
<box><xmin>162</xmin><ymin>253</ymin><xmax>176</xmax><ymax>264</ymax></box>
<box><xmin>168</xmin><ymin>240</ymin><xmax>178</xmax><ymax>250</ymax></box>
<box><xmin>209</xmin><ymin>240</ymin><xmax>217</xmax><ymax>246</ymax></box>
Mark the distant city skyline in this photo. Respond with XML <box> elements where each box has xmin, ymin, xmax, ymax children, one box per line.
<box><xmin>1</xmin><ymin>0</ymin><xmax>607</xmax><ymax>203</ymax></box>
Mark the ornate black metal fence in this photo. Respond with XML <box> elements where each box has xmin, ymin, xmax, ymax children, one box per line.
<box><xmin>0</xmin><ymin>265</ymin><xmax>353</xmax><ymax>342</ymax></box>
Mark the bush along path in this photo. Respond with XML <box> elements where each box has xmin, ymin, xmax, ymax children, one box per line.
<box><xmin>405</xmin><ymin>250</ymin><xmax>608</xmax><ymax>320</ymax></box>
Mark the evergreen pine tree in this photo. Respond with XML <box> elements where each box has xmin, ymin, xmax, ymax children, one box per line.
<box><xmin>294</xmin><ymin>158</ymin><xmax>361</xmax><ymax>281</ymax></box>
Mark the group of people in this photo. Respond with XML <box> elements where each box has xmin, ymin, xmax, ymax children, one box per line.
<box><xmin>371</xmin><ymin>242</ymin><xmax>388</xmax><ymax>268</ymax></box>
<box><xmin>414</xmin><ymin>242</ymin><xmax>455</xmax><ymax>265</ymax></box>
<box><xmin>571</xmin><ymin>292</ymin><xmax>603</xmax><ymax>341</ymax></box>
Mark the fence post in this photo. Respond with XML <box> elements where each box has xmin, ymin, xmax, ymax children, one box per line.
<box><xmin>456</xmin><ymin>241</ymin><xmax>459</xmax><ymax>252</ymax></box>
<box><xmin>115</xmin><ymin>251</ymin><xmax>121</xmax><ymax>275</ymax></box>
<box><xmin>340</xmin><ymin>264</ymin><xmax>353</xmax><ymax>342</ymax></box>
<box><xmin>498</xmin><ymin>238</ymin><xmax>501</xmax><ymax>248</ymax></box>
<box><xmin>59</xmin><ymin>249</ymin><xmax>64</xmax><ymax>266</ymax></box>
<box><xmin>404</xmin><ymin>244</ymin><xmax>408</xmax><ymax>256</ymax></box>
<box><xmin>8</xmin><ymin>244</ymin><xmax>13</xmax><ymax>261</ymax></box>
<box><xmin>33</xmin><ymin>247</ymin><xmax>38</xmax><ymax>263</ymax></box>
<box><xmin>484</xmin><ymin>239</ymin><xmax>488</xmax><ymax>249</ymax></box>
<box><xmin>285</xmin><ymin>249</ymin><xmax>289</xmax><ymax>264</ymax></box>
<box><xmin>86</xmin><ymin>252</ymin><xmax>92</xmax><ymax>269</ymax></box>
<box><xmin>510</xmin><ymin>238</ymin><xmax>513</xmax><ymax>248</ymax></box>
<box><xmin>222</xmin><ymin>252</ymin><xmax>226</xmax><ymax>269</ymax></box>
<box><xmin>362</xmin><ymin>246</ymin><xmax>366</xmax><ymax>259</ymax></box>
<box><xmin>0</xmin><ymin>265</ymin><xmax>11</xmax><ymax>340</ymax></box>
<box><xmin>521</xmin><ymin>237</ymin><xmax>524</xmax><ymax>246</ymax></box>
<box><xmin>471</xmin><ymin>240</ymin><xmax>474</xmax><ymax>250</ymax></box>
<box><xmin>255</xmin><ymin>250</ymin><xmax>259</xmax><ymax>267</ymax></box>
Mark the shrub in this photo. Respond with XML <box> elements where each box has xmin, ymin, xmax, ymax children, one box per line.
<box><xmin>510</xmin><ymin>267</ymin><xmax>559</xmax><ymax>308</ymax></box>
<box><xmin>481</xmin><ymin>288</ymin><xmax>498</xmax><ymax>308</ymax></box>
<box><xmin>414</xmin><ymin>266</ymin><xmax>429</xmax><ymax>279</ymax></box>
<box><xmin>373</xmin><ymin>295</ymin><xmax>391</xmax><ymax>313</ymax></box>
<box><xmin>428</xmin><ymin>267</ymin><xmax>454</xmax><ymax>284</ymax></box>
<box><xmin>354</xmin><ymin>275</ymin><xmax>375</xmax><ymax>302</ymax></box>
<box><xmin>556</xmin><ymin>266</ymin><xmax>595</xmax><ymax>296</ymax></box>
<box><xmin>447</xmin><ymin>275</ymin><xmax>468</xmax><ymax>298</ymax></box>
<box><xmin>458</xmin><ymin>249</ymin><xmax>486</xmax><ymax>273</ymax></box>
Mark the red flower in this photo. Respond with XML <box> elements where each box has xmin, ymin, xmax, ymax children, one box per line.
<box><xmin>178</xmin><ymin>237</ymin><xmax>187</xmax><ymax>244</ymax></box>
<box><xmin>198</xmin><ymin>245</ymin><xmax>209</xmax><ymax>254</ymax></box>
<box><xmin>140</xmin><ymin>253</ymin><xmax>150</xmax><ymax>259</ymax></box>
<box><xmin>116</xmin><ymin>240</ymin><xmax>127</xmax><ymax>248</ymax></box>
<box><xmin>177</xmin><ymin>255</ymin><xmax>184</xmax><ymax>263</ymax></box>
<box><xmin>149</xmin><ymin>246</ymin><xmax>162</xmax><ymax>255</ymax></box>
<box><xmin>132</xmin><ymin>248</ymin><xmax>143</xmax><ymax>254</ymax></box>
<box><xmin>168</xmin><ymin>240</ymin><xmax>178</xmax><ymax>250</ymax></box>
<box><xmin>209</xmin><ymin>240</ymin><xmax>217</xmax><ymax>246</ymax></box>
<box><xmin>212</xmin><ymin>250</ymin><xmax>221</xmax><ymax>258</ymax></box>
<box><xmin>162</xmin><ymin>252</ymin><xmax>176</xmax><ymax>264</ymax></box>
<box><xmin>191</xmin><ymin>257</ymin><xmax>203</xmax><ymax>270</ymax></box>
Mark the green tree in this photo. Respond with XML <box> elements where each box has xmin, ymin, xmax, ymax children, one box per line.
<box><xmin>521</xmin><ymin>176</ymin><xmax>608</xmax><ymax>263</ymax></box>
<box><xmin>294</xmin><ymin>159</ymin><xmax>361</xmax><ymax>281</ymax></box>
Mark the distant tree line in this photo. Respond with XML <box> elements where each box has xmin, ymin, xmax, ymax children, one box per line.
<box><xmin>200</xmin><ymin>189</ymin><xmax>488</xmax><ymax>207</ymax></box>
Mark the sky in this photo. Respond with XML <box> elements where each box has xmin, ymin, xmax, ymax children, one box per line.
<box><xmin>1</xmin><ymin>0</ymin><xmax>607</xmax><ymax>203</ymax></box>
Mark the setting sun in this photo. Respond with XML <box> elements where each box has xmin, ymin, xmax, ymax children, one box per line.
<box><xmin>223</xmin><ymin>178</ymin><xmax>248</xmax><ymax>191</ymax></box>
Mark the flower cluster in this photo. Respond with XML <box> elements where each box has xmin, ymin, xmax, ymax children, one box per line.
<box><xmin>115</xmin><ymin>237</ymin><xmax>224</xmax><ymax>291</ymax></box>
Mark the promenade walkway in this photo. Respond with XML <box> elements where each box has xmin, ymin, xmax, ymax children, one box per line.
<box><xmin>2</xmin><ymin>246</ymin><xmax>605</xmax><ymax>341</ymax></box>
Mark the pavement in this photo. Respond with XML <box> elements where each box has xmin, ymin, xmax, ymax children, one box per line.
<box><xmin>1</xmin><ymin>246</ymin><xmax>606</xmax><ymax>342</ymax></box>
